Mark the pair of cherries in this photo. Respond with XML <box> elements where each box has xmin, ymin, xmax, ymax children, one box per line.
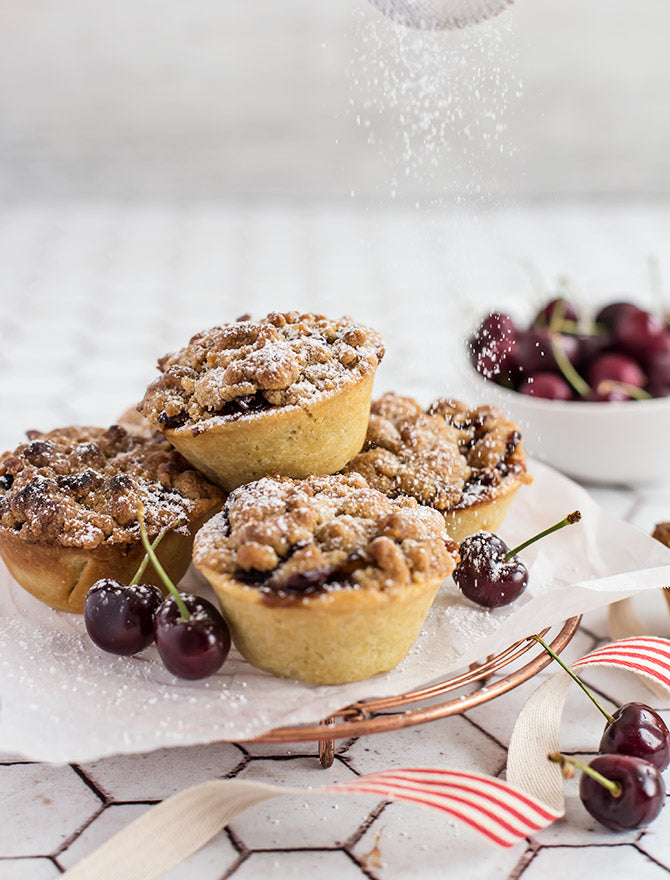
<box><xmin>84</xmin><ymin>510</ymin><xmax>230</xmax><ymax>680</ymax></box>
<box><xmin>542</xmin><ymin>637</ymin><xmax>668</xmax><ymax>832</ymax></box>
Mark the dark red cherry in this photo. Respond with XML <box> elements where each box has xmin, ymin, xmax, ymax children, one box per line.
<box><xmin>473</xmin><ymin>312</ymin><xmax>518</xmax><ymax>348</ymax></box>
<box><xmin>647</xmin><ymin>382</ymin><xmax>670</xmax><ymax>399</ymax></box>
<box><xmin>453</xmin><ymin>532</ymin><xmax>528</xmax><ymax>608</ymax></box>
<box><xmin>154</xmin><ymin>593</ymin><xmax>231</xmax><ymax>680</ymax></box>
<box><xmin>579</xmin><ymin>754</ymin><xmax>665</xmax><ymax>831</ymax></box>
<box><xmin>587</xmin><ymin>353</ymin><xmax>646</xmax><ymax>390</ymax></box>
<box><xmin>85</xmin><ymin>579</ymin><xmax>163</xmax><ymax>655</ymax></box>
<box><xmin>515</xmin><ymin>328</ymin><xmax>579</xmax><ymax>375</ymax></box>
<box><xmin>470</xmin><ymin>313</ymin><xmax>519</xmax><ymax>382</ymax></box>
<box><xmin>615</xmin><ymin>308</ymin><xmax>667</xmax><ymax>360</ymax></box>
<box><xmin>646</xmin><ymin>346</ymin><xmax>670</xmax><ymax>390</ymax></box>
<box><xmin>518</xmin><ymin>372</ymin><xmax>574</xmax><ymax>400</ymax></box>
<box><xmin>575</xmin><ymin>331</ymin><xmax>612</xmax><ymax>368</ymax></box>
<box><xmin>599</xmin><ymin>702</ymin><xmax>670</xmax><ymax>771</ymax></box>
<box><xmin>595</xmin><ymin>300</ymin><xmax>639</xmax><ymax>331</ymax></box>
<box><xmin>532</xmin><ymin>297</ymin><xmax>580</xmax><ymax>328</ymax></box>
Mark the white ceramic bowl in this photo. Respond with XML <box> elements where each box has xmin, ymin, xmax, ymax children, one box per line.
<box><xmin>467</xmin><ymin>369</ymin><xmax>670</xmax><ymax>485</ymax></box>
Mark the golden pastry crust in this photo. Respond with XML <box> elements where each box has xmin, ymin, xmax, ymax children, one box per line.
<box><xmin>344</xmin><ymin>393</ymin><xmax>531</xmax><ymax>544</ymax></box>
<box><xmin>138</xmin><ymin>313</ymin><xmax>385</xmax><ymax>491</ymax></box>
<box><xmin>193</xmin><ymin>473</ymin><xmax>458</xmax><ymax>683</ymax></box>
<box><xmin>0</xmin><ymin>425</ymin><xmax>224</xmax><ymax>612</ymax></box>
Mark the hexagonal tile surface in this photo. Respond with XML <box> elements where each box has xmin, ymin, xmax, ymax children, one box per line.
<box><xmin>351</xmin><ymin>801</ymin><xmax>526</xmax><ymax>880</ymax></box>
<box><xmin>0</xmin><ymin>765</ymin><xmax>101</xmax><ymax>857</ymax></box>
<box><xmin>79</xmin><ymin>741</ymin><xmax>246</xmax><ymax>801</ymax></box>
<box><xmin>521</xmin><ymin>844</ymin><xmax>669</xmax><ymax>880</ymax></box>
<box><xmin>228</xmin><ymin>758</ymin><xmax>378</xmax><ymax>850</ymax></box>
<box><xmin>233</xmin><ymin>850</ymin><xmax>365</xmax><ymax>879</ymax></box>
<box><xmin>345</xmin><ymin>714</ymin><xmax>506</xmax><ymax>778</ymax></box>
<box><xmin>0</xmin><ymin>859</ymin><xmax>61</xmax><ymax>879</ymax></box>
<box><xmin>637</xmin><ymin>809</ymin><xmax>670</xmax><ymax>872</ymax></box>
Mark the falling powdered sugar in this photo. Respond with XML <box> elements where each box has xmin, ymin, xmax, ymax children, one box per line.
<box><xmin>348</xmin><ymin>9</ymin><xmax>523</xmax><ymax>202</ymax></box>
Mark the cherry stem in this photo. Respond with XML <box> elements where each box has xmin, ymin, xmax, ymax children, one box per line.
<box><xmin>136</xmin><ymin>507</ymin><xmax>191</xmax><ymax>622</ymax></box>
<box><xmin>548</xmin><ymin>297</ymin><xmax>567</xmax><ymax>332</ymax></box>
<box><xmin>505</xmin><ymin>510</ymin><xmax>582</xmax><ymax>561</ymax></box>
<box><xmin>554</xmin><ymin>319</ymin><xmax>609</xmax><ymax>336</ymax></box>
<box><xmin>532</xmin><ymin>635</ymin><xmax>615</xmax><ymax>725</ymax></box>
<box><xmin>549</xmin><ymin>333</ymin><xmax>590</xmax><ymax>398</ymax></box>
<box><xmin>130</xmin><ymin>526</ymin><xmax>169</xmax><ymax>586</ymax></box>
<box><xmin>129</xmin><ymin>516</ymin><xmax>188</xmax><ymax>586</ymax></box>
<box><xmin>548</xmin><ymin>753</ymin><xmax>622</xmax><ymax>798</ymax></box>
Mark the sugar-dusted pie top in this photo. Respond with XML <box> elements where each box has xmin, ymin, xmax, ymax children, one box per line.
<box><xmin>343</xmin><ymin>393</ymin><xmax>527</xmax><ymax>512</ymax></box>
<box><xmin>139</xmin><ymin>312</ymin><xmax>385</xmax><ymax>430</ymax></box>
<box><xmin>193</xmin><ymin>472</ymin><xmax>458</xmax><ymax>599</ymax></box>
<box><xmin>0</xmin><ymin>425</ymin><xmax>223</xmax><ymax>549</ymax></box>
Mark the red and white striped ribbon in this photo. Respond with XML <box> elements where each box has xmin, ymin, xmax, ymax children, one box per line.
<box><xmin>574</xmin><ymin>635</ymin><xmax>670</xmax><ymax>688</ymax></box>
<box><xmin>327</xmin><ymin>767</ymin><xmax>559</xmax><ymax>848</ymax></box>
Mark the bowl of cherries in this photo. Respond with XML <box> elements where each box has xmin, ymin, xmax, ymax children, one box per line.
<box><xmin>468</xmin><ymin>296</ymin><xmax>670</xmax><ymax>484</ymax></box>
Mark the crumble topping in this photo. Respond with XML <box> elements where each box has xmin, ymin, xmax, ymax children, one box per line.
<box><xmin>653</xmin><ymin>522</ymin><xmax>670</xmax><ymax>548</ymax></box>
<box><xmin>343</xmin><ymin>393</ymin><xmax>527</xmax><ymax>512</ymax></box>
<box><xmin>193</xmin><ymin>472</ymin><xmax>458</xmax><ymax>598</ymax></box>
<box><xmin>139</xmin><ymin>312</ymin><xmax>385</xmax><ymax>429</ymax></box>
<box><xmin>0</xmin><ymin>425</ymin><xmax>223</xmax><ymax>549</ymax></box>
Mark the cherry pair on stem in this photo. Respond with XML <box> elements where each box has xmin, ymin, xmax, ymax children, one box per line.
<box><xmin>536</xmin><ymin>635</ymin><xmax>669</xmax><ymax>832</ymax></box>
<box><xmin>84</xmin><ymin>507</ymin><xmax>230</xmax><ymax>680</ymax></box>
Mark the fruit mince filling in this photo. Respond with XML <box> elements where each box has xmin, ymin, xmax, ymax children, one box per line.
<box><xmin>235</xmin><ymin>549</ymin><xmax>370</xmax><ymax>606</ymax></box>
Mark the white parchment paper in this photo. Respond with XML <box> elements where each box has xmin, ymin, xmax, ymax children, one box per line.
<box><xmin>2</xmin><ymin>460</ymin><xmax>670</xmax><ymax>763</ymax></box>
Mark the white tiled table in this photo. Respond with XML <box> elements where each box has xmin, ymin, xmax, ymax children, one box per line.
<box><xmin>2</xmin><ymin>201</ymin><xmax>670</xmax><ymax>879</ymax></box>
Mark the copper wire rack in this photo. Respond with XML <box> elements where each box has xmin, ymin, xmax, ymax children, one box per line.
<box><xmin>250</xmin><ymin>616</ymin><xmax>581</xmax><ymax>767</ymax></box>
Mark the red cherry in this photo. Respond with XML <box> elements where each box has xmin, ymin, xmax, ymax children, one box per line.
<box><xmin>595</xmin><ymin>301</ymin><xmax>639</xmax><ymax>330</ymax></box>
<box><xmin>615</xmin><ymin>308</ymin><xmax>667</xmax><ymax>360</ymax></box>
<box><xmin>579</xmin><ymin>754</ymin><xmax>665</xmax><ymax>831</ymax></box>
<box><xmin>599</xmin><ymin>702</ymin><xmax>670</xmax><ymax>771</ymax></box>
<box><xmin>453</xmin><ymin>532</ymin><xmax>528</xmax><ymax>608</ymax></box>
<box><xmin>470</xmin><ymin>313</ymin><xmax>519</xmax><ymax>382</ymax></box>
<box><xmin>587</xmin><ymin>353</ymin><xmax>646</xmax><ymax>390</ymax></box>
<box><xmin>532</xmin><ymin>297</ymin><xmax>580</xmax><ymax>328</ymax></box>
<box><xmin>85</xmin><ymin>580</ymin><xmax>163</xmax><ymax>655</ymax></box>
<box><xmin>515</xmin><ymin>329</ymin><xmax>579</xmax><ymax>375</ymax></box>
<box><xmin>154</xmin><ymin>594</ymin><xmax>231</xmax><ymax>680</ymax></box>
<box><xmin>518</xmin><ymin>372</ymin><xmax>574</xmax><ymax>400</ymax></box>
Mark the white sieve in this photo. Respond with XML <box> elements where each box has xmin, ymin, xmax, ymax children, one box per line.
<box><xmin>367</xmin><ymin>0</ymin><xmax>513</xmax><ymax>30</ymax></box>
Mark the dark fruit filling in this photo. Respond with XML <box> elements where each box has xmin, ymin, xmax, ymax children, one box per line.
<box><xmin>218</xmin><ymin>391</ymin><xmax>271</xmax><ymax>418</ymax></box>
<box><xmin>158</xmin><ymin>410</ymin><xmax>189</xmax><ymax>430</ymax></box>
<box><xmin>0</xmin><ymin>473</ymin><xmax>14</xmax><ymax>492</ymax></box>
<box><xmin>236</xmin><ymin>550</ymin><xmax>369</xmax><ymax>605</ymax></box>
